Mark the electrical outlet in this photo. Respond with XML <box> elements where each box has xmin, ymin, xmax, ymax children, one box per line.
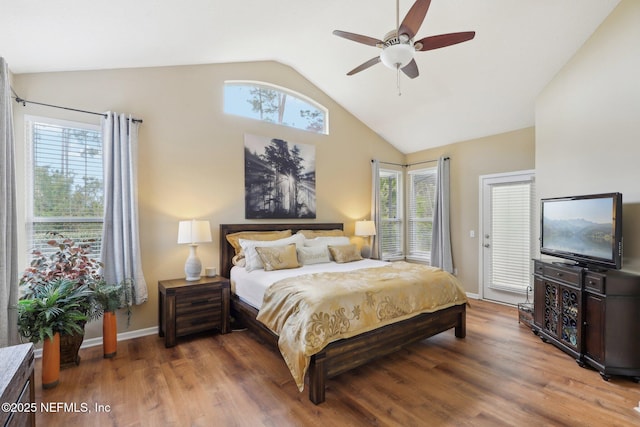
<box><xmin>469</xmin><ymin>230</ymin><xmax>475</xmax><ymax>238</ymax></box>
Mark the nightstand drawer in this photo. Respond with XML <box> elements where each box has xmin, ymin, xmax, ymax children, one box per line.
<box><xmin>176</xmin><ymin>291</ymin><xmax>222</xmax><ymax>315</ymax></box>
<box><xmin>176</xmin><ymin>310</ymin><xmax>222</xmax><ymax>336</ymax></box>
<box><xmin>6</xmin><ymin>380</ymin><xmax>32</xmax><ymax>427</ymax></box>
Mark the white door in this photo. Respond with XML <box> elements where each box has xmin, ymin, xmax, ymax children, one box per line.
<box><xmin>480</xmin><ymin>170</ymin><xmax>535</xmax><ymax>305</ymax></box>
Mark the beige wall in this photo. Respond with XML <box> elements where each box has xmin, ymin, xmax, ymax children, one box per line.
<box><xmin>535</xmin><ymin>0</ymin><xmax>640</xmax><ymax>272</ymax></box>
<box><xmin>406</xmin><ymin>128</ymin><xmax>536</xmax><ymax>295</ymax></box>
<box><xmin>12</xmin><ymin>61</ymin><xmax>404</xmax><ymax>338</ymax></box>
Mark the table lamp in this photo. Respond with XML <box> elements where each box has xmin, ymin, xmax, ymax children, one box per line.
<box><xmin>355</xmin><ymin>220</ymin><xmax>376</xmax><ymax>258</ymax></box>
<box><xmin>177</xmin><ymin>219</ymin><xmax>212</xmax><ymax>281</ymax></box>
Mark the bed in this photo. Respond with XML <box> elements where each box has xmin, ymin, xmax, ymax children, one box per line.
<box><xmin>220</xmin><ymin>223</ymin><xmax>467</xmax><ymax>404</ymax></box>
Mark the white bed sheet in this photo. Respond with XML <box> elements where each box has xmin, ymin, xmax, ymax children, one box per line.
<box><xmin>231</xmin><ymin>259</ymin><xmax>389</xmax><ymax>309</ymax></box>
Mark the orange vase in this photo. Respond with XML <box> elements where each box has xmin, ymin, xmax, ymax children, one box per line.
<box><xmin>103</xmin><ymin>311</ymin><xmax>117</xmax><ymax>358</ymax></box>
<box><xmin>42</xmin><ymin>332</ymin><xmax>60</xmax><ymax>389</ymax></box>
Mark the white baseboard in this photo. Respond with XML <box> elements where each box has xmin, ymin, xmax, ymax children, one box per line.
<box><xmin>466</xmin><ymin>292</ymin><xmax>480</xmax><ymax>300</ymax></box>
<box><xmin>34</xmin><ymin>326</ymin><xmax>158</xmax><ymax>359</ymax></box>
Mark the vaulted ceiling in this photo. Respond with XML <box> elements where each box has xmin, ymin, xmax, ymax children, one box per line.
<box><xmin>0</xmin><ymin>0</ymin><xmax>620</xmax><ymax>153</ymax></box>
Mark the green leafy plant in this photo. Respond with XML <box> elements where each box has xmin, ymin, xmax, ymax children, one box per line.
<box><xmin>17</xmin><ymin>279</ymin><xmax>94</xmax><ymax>344</ymax></box>
<box><xmin>92</xmin><ymin>279</ymin><xmax>134</xmax><ymax>324</ymax></box>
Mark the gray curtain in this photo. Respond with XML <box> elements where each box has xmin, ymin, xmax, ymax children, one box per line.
<box><xmin>0</xmin><ymin>57</ymin><xmax>19</xmax><ymax>347</ymax></box>
<box><xmin>431</xmin><ymin>156</ymin><xmax>453</xmax><ymax>273</ymax></box>
<box><xmin>370</xmin><ymin>160</ymin><xmax>381</xmax><ymax>259</ymax></box>
<box><xmin>101</xmin><ymin>112</ymin><xmax>148</xmax><ymax>305</ymax></box>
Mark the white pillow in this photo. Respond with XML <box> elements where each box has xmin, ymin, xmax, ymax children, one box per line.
<box><xmin>239</xmin><ymin>234</ymin><xmax>305</xmax><ymax>272</ymax></box>
<box><xmin>303</xmin><ymin>236</ymin><xmax>350</xmax><ymax>247</ymax></box>
<box><xmin>297</xmin><ymin>246</ymin><xmax>331</xmax><ymax>265</ymax></box>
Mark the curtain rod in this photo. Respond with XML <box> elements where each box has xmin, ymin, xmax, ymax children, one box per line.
<box><xmin>11</xmin><ymin>88</ymin><xmax>143</xmax><ymax>123</ymax></box>
<box><xmin>374</xmin><ymin>156</ymin><xmax>449</xmax><ymax>167</ymax></box>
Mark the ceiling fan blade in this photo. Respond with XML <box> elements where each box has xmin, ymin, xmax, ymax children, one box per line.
<box><xmin>401</xmin><ymin>59</ymin><xmax>419</xmax><ymax>79</ymax></box>
<box><xmin>415</xmin><ymin>31</ymin><xmax>476</xmax><ymax>51</ymax></box>
<box><xmin>347</xmin><ymin>56</ymin><xmax>381</xmax><ymax>76</ymax></box>
<box><xmin>398</xmin><ymin>0</ymin><xmax>432</xmax><ymax>40</ymax></box>
<box><xmin>333</xmin><ymin>30</ymin><xmax>383</xmax><ymax>47</ymax></box>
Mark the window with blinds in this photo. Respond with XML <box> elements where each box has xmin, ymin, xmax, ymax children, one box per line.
<box><xmin>26</xmin><ymin>117</ymin><xmax>103</xmax><ymax>260</ymax></box>
<box><xmin>407</xmin><ymin>167</ymin><xmax>437</xmax><ymax>262</ymax></box>
<box><xmin>490</xmin><ymin>181</ymin><xmax>533</xmax><ymax>292</ymax></box>
<box><xmin>379</xmin><ymin>168</ymin><xmax>403</xmax><ymax>260</ymax></box>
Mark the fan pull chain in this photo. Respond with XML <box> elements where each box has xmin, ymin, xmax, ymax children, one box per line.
<box><xmin>396</xmin><ymin>65</ymin><xmax>402</xmax><ymax>96</ymax></box>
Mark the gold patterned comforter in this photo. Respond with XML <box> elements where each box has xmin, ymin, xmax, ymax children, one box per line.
<box><xmin>255</xmin><ymin>261</ymin><xmax>468</xmax><ymax>391</ymax></box>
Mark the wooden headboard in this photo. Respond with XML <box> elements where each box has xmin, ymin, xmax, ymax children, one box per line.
<box><xmin>219</xmin><ymin>223</ymin><xmax>343</xmax><ymax>278</ymax></box>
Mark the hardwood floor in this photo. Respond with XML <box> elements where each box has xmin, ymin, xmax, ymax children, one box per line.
<box><xmin>34</xmin><ymin>300</ymin><xmax>640</xmax><ymax>426</ymax></box>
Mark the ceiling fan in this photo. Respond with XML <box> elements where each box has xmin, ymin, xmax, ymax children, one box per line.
<box><xmin>333</xmin><ymin>0</ymin><xmax>475</xmax><ymax>80</ymax></box>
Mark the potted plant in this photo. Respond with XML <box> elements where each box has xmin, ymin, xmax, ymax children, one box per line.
<box><xmin>19</xmin><ymin>232</ymin><xmax>102</xmax><ymax>367</ymax></box>
<box><xmin>92</xmin><ymin>279</ymin><xmax>133</xmax><ymax>358</ymax></box>
<box><xmin>17</xmin><ymin>278</ymin><xmax>94</xmax><ymax>388</ymax></box>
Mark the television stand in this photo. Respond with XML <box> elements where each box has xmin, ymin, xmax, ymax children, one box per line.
<box><xmin>584</xmin><ymin>265</ymin><xmax>608</xmax><ymax>273</ymax></box>
<box><xmin>551</xmin><ymin>261</ymin><xmax>579</xmax><ymax>267</ymax></box>
<box><xmin>533</xmin><ymin>259</ymin><xmax>640</xmax><ymax>380</ymax></box>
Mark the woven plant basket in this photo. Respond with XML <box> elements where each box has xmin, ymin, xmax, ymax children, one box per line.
<box><xmin>60</xmin><ymin>325</ymin><xmax>85</xmax><ymax>368</ymax></box>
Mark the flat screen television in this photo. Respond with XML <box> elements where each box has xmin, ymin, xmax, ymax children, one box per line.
<box><xmin>540</xmin><ymin>192</ymin><xmax>622</xmax><ymax>270</ymax></box>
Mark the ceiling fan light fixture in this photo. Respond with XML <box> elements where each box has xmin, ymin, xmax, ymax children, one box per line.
<box><xmin>380</xmin><ymin>43</ymin><xmax>414</xmax><ymax>69</ymax></box>
<box><xmin>333</xmin><ymin>0</ymin><xmax>476</xmax><ymax>79</ymax></box>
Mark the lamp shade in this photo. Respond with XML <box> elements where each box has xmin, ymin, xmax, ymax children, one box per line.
<box><xmin>177</xmin><ymin>220</ymin><xmax>212</xmax><ymax>244</ymax></box>
<box><xmin>355</xmin><ymin>220</ymin><xmax>376</xmax><ymax>237</ymax></box>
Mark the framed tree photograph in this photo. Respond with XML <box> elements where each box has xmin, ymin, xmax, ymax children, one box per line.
<box><xmin>244</xmin><ymin>134</ymin><xmax>316</xmax><ymax>219</ymax></box>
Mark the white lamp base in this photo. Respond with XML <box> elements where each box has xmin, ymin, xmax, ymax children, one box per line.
<box><xmin>361</xmin><ymin>245</ymin><xmax>372</xmax><ymax>259</ymax></box>
<box><xmin>184</xmin><ymin>244</ymin><xmax>202</xmax><ymax>281</ymax></box>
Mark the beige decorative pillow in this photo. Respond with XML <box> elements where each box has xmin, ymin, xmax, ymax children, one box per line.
<box><xmin>297</xmin><ymin>246</ymin><xmax>331</xmax><ymax>265</ymax></box>
<box><xmin>328</xmin><ymin>244</ymin><xmax>363</xmax><ymax>263</ymax></box>
<box><xmin>255</xmin><ymin>244</ymin><xmax>300</xmax><ymax>271</ymax></box>
<box><xmin>240</xmin><ymin>234</ymin><xmax>305</xmax><ymax>272</ymax></box>
<box><xmin>296</xmin><ymin>229</ymin><xmax>344</xmax><ymax>239</ymax></box>
<box><xmin>226</xmin><ymin>230</ymin><xmax>292</xmax><ymax>255</ymax></box>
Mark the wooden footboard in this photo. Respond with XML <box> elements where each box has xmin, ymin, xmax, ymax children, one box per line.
<box><xmin>231</xmin><ymin>296</ymin><xmax>466</xmax><ymax>404</ymax></box>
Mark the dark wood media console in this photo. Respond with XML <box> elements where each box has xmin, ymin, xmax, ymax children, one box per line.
<box><xmin>533</xmin><ymin>259</ymin><xmax>640</xmax><ymax>381</ymax></box>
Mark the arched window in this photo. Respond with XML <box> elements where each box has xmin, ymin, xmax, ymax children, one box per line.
<box><xmin>224</xmin><ymin>81</ymin><xmax>328</xmax><ymax>134</ymax></box>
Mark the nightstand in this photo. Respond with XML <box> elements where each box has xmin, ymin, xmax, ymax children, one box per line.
<box><xmin>0</xmin><ymin>343</ymin><xmax>35</xmax><ymax>427</ymax></box>
<box><xmin>158</xmin><ymin>276</ymin><xmax>230</xmax><ymax>347</ymax></box>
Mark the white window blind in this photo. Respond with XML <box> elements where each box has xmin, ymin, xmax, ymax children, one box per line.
<box><xmin>26</xmin><ymin>117</ymin><xmax>103</xmax><ymax>259</ymax></box>
<box><xmin>407</xmin><ymin>167</ymin><xmax>437</xmax><ymax>262</ymax></box>
<box><xmin>490</xmin><ymin>181</ymin><xmax>533</xmax><ymax>292</ymax></box>
<box><xmin>379</xmin><ymin>169</ymin><xmax>403</xmax><ymax>260</ymax></box>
